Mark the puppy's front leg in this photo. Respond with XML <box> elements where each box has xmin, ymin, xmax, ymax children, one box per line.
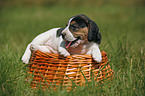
<box><xmin>21</xmin><ymin>44</ymin><xmax>32</xmax><ymax>64</ymax></box>
<box><xmin>86</xmin><ymin>43</ymin><xmax>102</xmax><ymax>63</ymax></box>
<box><xmin>92</xmin><ymin>48</ymin><xmax>102</xmax><ymax>63</ymax></box>
<box><xmin>58</xmin><ymin>39</ymin><xmax>70</xmax><ymax>57</ymax></box>
<box><xmin>58</xmin><ymin>47</ymin><xmax>70</xmax><ymax>57</ymax></box>
<box><xmin>31</xmin><ymin>44</ymin><xmax>51</xmax><ymax>53</ymax></box>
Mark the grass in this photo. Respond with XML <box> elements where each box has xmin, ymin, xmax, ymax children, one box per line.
<box><xmin>0</xmin><ymin>4</ymin><xmax>145</xmax><ymax>96</ymax></box>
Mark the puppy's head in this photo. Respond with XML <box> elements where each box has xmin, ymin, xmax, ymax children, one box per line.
<box><xmin>58</xmin><ymin>14</ymin><xmax>101</xmax><ymax>48</ymax></box>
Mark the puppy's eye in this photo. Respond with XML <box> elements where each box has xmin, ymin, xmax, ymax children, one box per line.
<box><xmin>70</xmin><ymin>25</ymin><xmax>78</xmax><ymax>31</ymax></box>
<box><xmin>71</xmin><ymin>25</ymin><xmax>79</xmax><ymax>29</ymax></box>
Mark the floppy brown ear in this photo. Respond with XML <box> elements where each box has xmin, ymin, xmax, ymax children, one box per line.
<box><xmin>56</xmin><ymin>28</ymin><xmax>64</xmax><ymax>37</ymax></box>
<box><xmin>75</xmin><ymin>14</ymin><xmax>101</xmax><ymax>44</ymax></box>
<box><xmin>87</xmin><ymin>21</ymin><xmax>101</xmax><ymax>44</ymax></box>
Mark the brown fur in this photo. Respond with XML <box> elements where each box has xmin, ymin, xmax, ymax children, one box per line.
<box><xmin>69</xmin><ymin>20</ymin><xmax>89</xmax><ymax>40</ymax></box>
<box><xmin>71</xmin><ymin>27</ymin><xmax>88</xmax><ymax>40</ymax></box>
<box><xmin>70</xmin><ymin>21</ymin><xmax>76</xmax><ymax>25</ymax></box>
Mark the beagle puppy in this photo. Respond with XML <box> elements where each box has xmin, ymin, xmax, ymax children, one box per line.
<box><xmin>21</xmin><ymin>14</ymin><xmax>102</xmax><ymax>64</ymax></box>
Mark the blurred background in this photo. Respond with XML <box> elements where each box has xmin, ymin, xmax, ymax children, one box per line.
<box><xmin>0</xmin><ymin>0</ymin><xmax>145</xmax><ymax>7</ymax></box>
<box><xmin>0</xmin><ymin>0</ymin><xmax>145</xmax><ymax>52</ymax></box>
<box><xmin>0</xmin><ymin>0</ymin><xmax>145</xmax><ymax>96</ymax></box>
<box><xmin>0</xmin><ymin>0</ymin><xmax>144</xmax><ymax>62</ymax></box>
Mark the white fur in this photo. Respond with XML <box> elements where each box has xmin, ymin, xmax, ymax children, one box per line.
<box><xmin>86</xmin><ymin>43</ymin><xmax>102</xmax><ymax>62</ymax></box>
<box><xmin>62</xmin><ymin>17</ymin><xmax>77</xmax><ymax>41</ymax></box>
<box><xmin>22</xmin><ymin>18</ymin><xmax>102</xmax><ymax>64</ymax></box>
<box><xmin>22</xmin><ymin>28</ymin><xmax>61</xmax><ymax>63</ymax></box>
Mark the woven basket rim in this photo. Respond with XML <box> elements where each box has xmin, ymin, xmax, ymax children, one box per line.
<box><xmin>28</xmin><ymin>50</ymin><xmax>114</xmax><ymax>90</ymax></box>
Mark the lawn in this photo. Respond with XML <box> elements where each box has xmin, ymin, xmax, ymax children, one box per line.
<box><xmin>0</xmin><ymin>4</ymin><xmax>145</xmax><ymax>96</ymax></box>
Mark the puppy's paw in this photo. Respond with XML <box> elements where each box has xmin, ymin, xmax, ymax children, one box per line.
<box><xmin>92</xmin><ymin>52</ymin><xmax>102</xmax><ymax>63</ymax></box>
<box><xmin>58</xmin><ymin>47</ymin><xmax>70</xmax><ymax>57</ymax></box>
<box><xmin>21</xmin><ymin>52</ymin><xmax>31</xmax><ymax>64</ymax></box>
<box><xmin>22</xmin><ymin>57</ymin><xmax>30</xmax><ymax>64</ymax></box>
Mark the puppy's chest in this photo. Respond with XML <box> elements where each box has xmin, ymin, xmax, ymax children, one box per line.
<box><xmin>66</xmin><ymin>44</ymin><xmax>88</xmax><ymax>55</ymax></box>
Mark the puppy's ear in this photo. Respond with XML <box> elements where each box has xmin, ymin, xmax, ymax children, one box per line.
<box><xmin>57</xmin><ymin>28</ymin><xmax>64</xmax><ymax>37</ymax></box>
<box><xmin>88</xmin><ymin>21</ymin><xmax>101</xmax><ymax>44</ymax></box>
<box><xmin>76</xmin><ymin>14</ymin><xmax>101</xmax><ymax>44</ymax></box>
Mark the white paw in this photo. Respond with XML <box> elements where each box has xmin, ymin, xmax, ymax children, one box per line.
<box><xmin>58</xmin><ymin>47</ymin><xmax>70</xmax><ymax>57</ymax></box>
<box><xmin>21</xmin><ymin>49</ymin><xmax>31</xmax><ymax>64</ymax></box>
<box><xmin>92</xmin><ymin>52</ymin><xmax>102</xmax><ymax>63</ymax></box>
<box><xmin>21</xmin><ymin>53</ymin><xmax>31</xmax><ymax>64</ymax></box>
<box><xmin>22</xmin><ymin>57</ymin><xmax>30</xmax><ymax>64</ymax></box>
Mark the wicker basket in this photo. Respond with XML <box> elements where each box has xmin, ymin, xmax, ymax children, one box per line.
<box><xmin>27</xmin><ymin>50</ymin><xmax>114</xmax><ymax>90</ymax></box>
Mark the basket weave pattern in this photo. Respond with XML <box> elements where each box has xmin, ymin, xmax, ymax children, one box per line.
<box><xmin>28</xmin><ymin>50</ymin><xmax>114</xmax><ymax>89</ymax></box>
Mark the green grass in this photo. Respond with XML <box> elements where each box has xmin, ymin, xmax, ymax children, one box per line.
<box><xmin>0</xmin><ymin>5</ymin><xmax>145</xmax><ymax>96</ymax></box>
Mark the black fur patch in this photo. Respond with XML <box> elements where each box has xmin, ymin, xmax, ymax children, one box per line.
<box><xmin>71</xmin><ymin>14</ymin><xmax>102</xmax><ymax>44</ymax></box>
<box><xmin>56</xmin><ymin>28</ymin><xmax>64</xmax><ymax>37</ymax></box>
<box><xmin>88</xmin><ymin>21</ymin><xmax>101</xmax><ymax>44</ymax></box>
<box><xmin>71</xmin><ymin>16</ymin><xmax>88</xmax><ymax>28</ymax></box>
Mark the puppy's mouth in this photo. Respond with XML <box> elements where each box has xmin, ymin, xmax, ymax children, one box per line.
<box><xmin>65</xmin><ymin>37</ymin><xmax>80</xmax><ymax>48</ymax></box>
